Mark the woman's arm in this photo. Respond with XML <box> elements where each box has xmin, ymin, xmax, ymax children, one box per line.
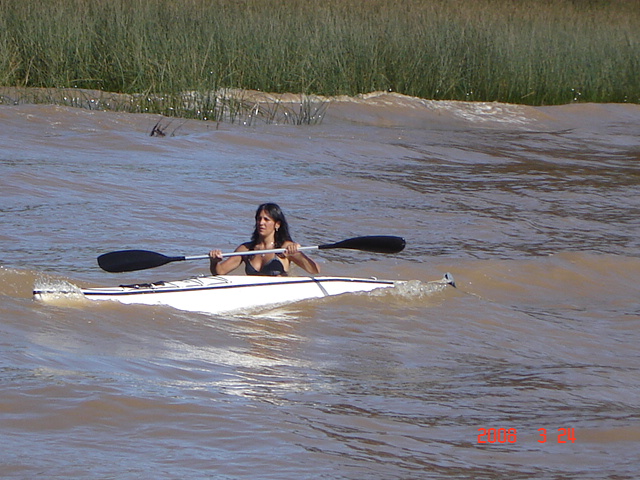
<box><xmin>209</xmin><ymin>244</ymin><xmax>247</xmax><ymax>275</ymax></box>
<box><xmin>282</xmin><ymin>242</ymin><xmax>321</xmax><ymax>274</ymax></box>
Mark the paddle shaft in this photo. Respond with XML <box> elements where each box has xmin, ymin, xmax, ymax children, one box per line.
<box><xmin>184</xmin><ymin>246</ymin><xmax>317</xmax><ymax>261</ymax></box>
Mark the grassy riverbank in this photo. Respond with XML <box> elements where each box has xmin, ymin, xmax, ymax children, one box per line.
<box><xmin>1</xmin><ymin>0</ymin><xmax>637</xmax><ymax>117</ymax></box>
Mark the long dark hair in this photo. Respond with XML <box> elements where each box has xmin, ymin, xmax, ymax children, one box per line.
<box><xmin>250</xmin><ymin>203</ymin><xmax>293</xmax><ymax>249</ymax></box>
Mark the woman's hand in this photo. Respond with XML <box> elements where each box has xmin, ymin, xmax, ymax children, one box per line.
<box><xmin>209</xmin><ymin>249</ymin><xmax>224</xmax><ymax>261</ymax></box>
<box><xmin>284</xmin><ymin>243</ymin><xmax>301</xmax><ymax>257</ymax></box>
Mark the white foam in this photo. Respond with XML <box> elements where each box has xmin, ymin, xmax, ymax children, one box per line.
<box><xmin>369</xmin><ymin>274</ymin><xmax>454</xmax><ymax>300</ymax></box>
<box><xmin>33</xmin><ymin>277</ymin><xmax>86</xmax><ymax>304</ymax></box>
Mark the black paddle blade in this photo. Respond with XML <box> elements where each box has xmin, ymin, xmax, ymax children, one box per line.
<box><xmin>320</xmin><ymin>235</ymin><xmax>406</xmax><ymax>254</ymax></box>
<box><xmin>98</xmin><ymin>250</ymin><xmax>184</xmax><ymax>273</ymax></box>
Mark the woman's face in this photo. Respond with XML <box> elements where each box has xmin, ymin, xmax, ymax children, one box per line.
<box><xmin>256</xmin><ymin>209</ymin><xmax>280</xmax><ymax>237</ymax></box>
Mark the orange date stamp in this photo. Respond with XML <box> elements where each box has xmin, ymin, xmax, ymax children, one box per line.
<box><xmin>477</xmin><ymin>427</ymin><xmax>576</xmax><ymax>444</ymax></box>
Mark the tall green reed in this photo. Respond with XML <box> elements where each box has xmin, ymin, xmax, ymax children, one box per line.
<box><xmin>0</xmin><ymin>0</ymin><xmax>637</xmax><ymax>116</ymax></box>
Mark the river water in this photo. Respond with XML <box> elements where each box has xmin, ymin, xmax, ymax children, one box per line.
<box><xmin>1</xmin><ymin>92</ymin><xmax>639</xmax><ymax>479</ymax></box>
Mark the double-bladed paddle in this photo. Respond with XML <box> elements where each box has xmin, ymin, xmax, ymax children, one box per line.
<box><xmin>97</xmin><ymin>235</ymin><xmax>406</xmax><ymax>273</ymax></box>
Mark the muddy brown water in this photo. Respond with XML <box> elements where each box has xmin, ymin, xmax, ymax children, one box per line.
<box><xmin>2</xmin><ymin>93</ymin><xmax>639</xmax><ymax>479</ymax></box>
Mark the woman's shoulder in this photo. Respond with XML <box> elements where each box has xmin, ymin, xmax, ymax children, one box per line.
<box><xmin>236</xmin><ymin>243</ymin><xmax>251</xmax><ymax>252</ymax></box>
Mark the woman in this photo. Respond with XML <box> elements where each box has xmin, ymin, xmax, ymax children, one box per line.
<box><xmin>209</xmin><ymin>203</ymin><xmax>320</xmax><ymax>276</ymax></box>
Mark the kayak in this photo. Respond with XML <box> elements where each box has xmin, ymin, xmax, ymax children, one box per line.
<box><xmin>34</xmin><ymin>273</ymin><xmax>455</xmax><ymax>315</ymax></box>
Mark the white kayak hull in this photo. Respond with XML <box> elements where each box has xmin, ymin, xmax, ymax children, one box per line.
<box><xmin>45</xmin><ymin>275</ymin><xmax>398</xmax><ymax>315</ymax></box>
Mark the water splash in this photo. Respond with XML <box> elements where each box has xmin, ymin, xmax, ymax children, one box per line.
<box><xmin>33</xmin><ymin>276</ymin><xmax>86</xmax><ymax>305</ymax></box>
<box><xmin>372</xmin><ymin>273</ymin><xmax>456</xmax><ymax>300</ymax></box>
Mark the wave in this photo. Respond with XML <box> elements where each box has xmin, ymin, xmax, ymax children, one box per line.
<box><xmin>3</xmin><ymin>86</ymin><xmax>639</xmax><ymax>132</ymax></box>
<box><xmin>0</xmin><ymin>266</ymin><xmax>89</xmax><ymax>310</ymax></box>
<box><xmin>444</xmin><ymin>252</ymin><xmax>640</xmax><ymax>316</ymax></box>
<box><xmin>2</xmin><ymin>251</ymin><xmax>638</xmax><ymax>320</ymax></box>
<box><xmin>0</xmin><ymin>266</ymin><xmax>43</xmax><ymax>299</ymax></box>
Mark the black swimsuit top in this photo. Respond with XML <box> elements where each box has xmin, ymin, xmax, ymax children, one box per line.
<box><xmin>244</xmin><ymin>256</ymin><xmax>287</xmax><ymax>276</ymax></box>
